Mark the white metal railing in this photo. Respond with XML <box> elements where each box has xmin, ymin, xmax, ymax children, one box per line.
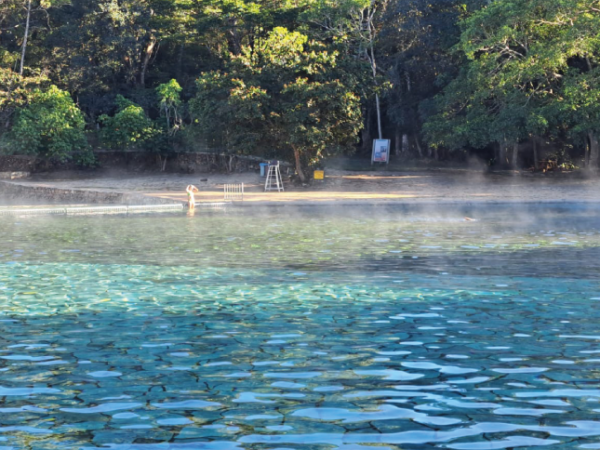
<box><xmin>200</xmin><ymin>202</ymin><xmax>229</xmax><ymax>210</ymax></box>
<box><xmin>223</xmin><ymin>183</ymin><xmax>244</xmax><ymax>201</ymax></box>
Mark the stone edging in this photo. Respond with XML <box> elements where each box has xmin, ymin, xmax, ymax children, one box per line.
<box><xmin>0</xmin><ymin>172</ymin><xmax>30</xmax><ymax>180</ymax></box>
<box><xmin>0</xmin><ymin>180</ymin><xmax>180</xmax><ymax>206</ymax></box>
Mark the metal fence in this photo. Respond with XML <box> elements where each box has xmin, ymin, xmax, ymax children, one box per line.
<box><xmin>224</xmin><ymin>183</ymin><xmax>244</xmax><ymax>201</ymax></box>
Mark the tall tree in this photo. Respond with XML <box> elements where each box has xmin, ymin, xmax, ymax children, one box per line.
<box><xmin>191</xmin><ymin>27</ymin><xmax>364</xmax><ymax>180</ymax></box>
<box><xmin>4</xmin><ymin>85</ymin><xmax>92</xmax><ymax>163</ymax></box>
<box><xmin>378</xmin><ymin>0</ymin><xmax>486</xmax><ymax>157</ymax></box>
<box><xmin>303</xmin><ymin>0</ymin><xmax>390</xmax><ymax>141</ymax></box>
<box><xmin>424</xmin><ymin>0</ymin><xmax>600</xmax><ymax>168</ymax></box>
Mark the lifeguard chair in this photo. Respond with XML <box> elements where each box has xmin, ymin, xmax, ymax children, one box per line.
<box><xmin>264</xmin><ymin>160</ymin><xmax>284</xmax><ymax>192</ymax></box>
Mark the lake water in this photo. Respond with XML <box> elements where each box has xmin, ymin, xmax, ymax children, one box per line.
<box><xmin>1</xmin><ymin>204</ymin><xmax>600</xmax><ymax>449</ymax></box>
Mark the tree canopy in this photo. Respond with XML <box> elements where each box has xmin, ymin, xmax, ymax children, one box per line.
<box><xmin>190</xmin><ymin>27</ymin><xmax>364</xmax><ymax>179</ymax></box>
<box><xmin>3</xmin><ymin>85</ymin><xmax>92</xmax><ymax>163</ymax></box>
<box><xmin>424</xmin><ymin>0</ymin><xmax>600</xmax><ymax>168</ymax></box>
<box><xmin>0</xmin><ymin>0</ymin><xmax>598</xmax><ymax>171</ymax></box>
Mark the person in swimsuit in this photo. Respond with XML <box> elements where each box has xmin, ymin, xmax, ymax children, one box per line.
<box><xmin>186</xmin><ymin>185</ymin><xmax>199</xmax><ymax>210</ymax></box>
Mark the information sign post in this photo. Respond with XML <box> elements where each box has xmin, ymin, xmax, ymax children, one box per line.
<box><xmin>371</xmin><ymin>139</ymin><xmax>391</xmax><ymax>165</ymax></box>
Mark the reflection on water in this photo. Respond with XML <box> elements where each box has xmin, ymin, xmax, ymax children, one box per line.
<box><xmin>1</xmin><ymin>206</ymin><xmax>600</xmax><ymax>449</ymax></box>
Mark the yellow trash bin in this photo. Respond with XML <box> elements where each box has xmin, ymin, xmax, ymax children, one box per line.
<box><xmin>314</xmin><ymin>170</ymin><xmax>324</xmax><ymax>180</ymax></box>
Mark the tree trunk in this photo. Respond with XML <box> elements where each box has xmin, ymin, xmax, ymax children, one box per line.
<box><xmin>532</xmin><ymin>137</ymin><xmax>539</xmax><ymax>170</ymax></box>
<box><xmin>19</xmin><ymin>0</ymin><xmax>32</xmax><ymax>76</ymax></box>
<box><xmin>374</xmin><ymin>93</ymin><xmax>382</xmax><ymax>139</ymax></box>
<box><xmin>589</xmin><ymin>132</ymin><xmax>599</xmax><ymax>170</ymax></box>
<box><xmin>511</xmin><ymin>143</ymin><xmax>519</xmax><ymax>169</ymax></box>
<box><xmin>498</xmin><ymin>140</ymin><xmax>508</xmax><ymax>166</ymax></box>
<box><xmin>176</xmin><ymin>43</ymin><xmax>185</xmax><ymax>81</ymax></box>
<box><xmin>395</xmin><ymin>129</ymin><xmax>401</xmax><ymax>156</ymax></box>
<box><xmin>366</xmin><ymin>6</ymin><xmax>383</xmax><ymax>140</ymax></box>
<box><xmin>293</xmin><ymin>147</ymin><xmax>306</xmax><ymax>182</ymax></box>
<box><xmin>227</xmin><ymin>18</ymin><xmax>242</xmax><ymax>55</ymax></box>
<box><xmin>401</xmin><ymin>133</ymin><xmax>409</xmax><ymax>156</ymax></box>
<box><xmin>164</xmin><ymin>107</ymin><xmax>171</xmax><ymax>132</ymax></box>
<box><xmin>140</xmin><ymin>37</ymin><xmax>157</xmax><ymax>87</ymax></box>
<box><xmin>585</xmin><ymin>137</ymin><xmax>591</xmax><ymax>167</ymax></box>
<box><xmin>413</xmin><ymin>134</ymin><xmax>423</xmax><ymax>158</ymax></box>
<box><xmin>362</xmin><ymin>107</ymin><xmax>372</xmax><ymax>151</ymax></box>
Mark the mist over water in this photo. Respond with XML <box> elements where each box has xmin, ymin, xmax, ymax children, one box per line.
<box><xmin>1</xmin><ymin>204</ymin><xmax>600</xmax><ymax>449</ymax></box>
<box><xmin>3</xmin><ymin>203</ymin><xmax>600</xmax><ymax>276</ymax></box>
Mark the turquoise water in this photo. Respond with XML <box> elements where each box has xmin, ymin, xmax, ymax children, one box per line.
<box><xmin>2</xmin><ymin>206</ymin><xmax>600</xmax><ymax>449</ymax></box>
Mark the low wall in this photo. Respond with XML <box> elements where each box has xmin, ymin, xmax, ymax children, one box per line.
<box><xmin>173</xmin><ymin>153</ymin><xmax>265</xmax><ymax>173</ymax></box>
<box><xmin>0</xmin><ymin>155</ymin><xmax>38</xmax><ymax>172</ymax></box>
<box><xmin>0</xmin><ymin>180</ymin><xmax>179</xmax><ymax>205</ymax></box>
<box><xmin>0</xmin><ymin>152</ymin><xmax>291</xmax><ymax>174</ymax></box>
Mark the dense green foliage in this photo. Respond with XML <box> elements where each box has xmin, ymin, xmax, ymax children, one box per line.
<box><xmin>190</xmin><ymin>27</ymin><xmax>363</xmax><ymax>180</ymax></box>
<box><xmin>424</xmin><ymin>0</ymin><xmax>600</xmax><ymax>168</ymax></box>
<box><xmin>3</xmin><ymin>85</ymin><xmax>93</xmax><ymax>163</ymax></box>
<box><xmin>0</xmin><ymin>0</ymin><xmax>598</xmax><ymax>171</ymax></box>
<box><xmin>99</xmin><ymin>95</ymin><xmax>157</xmax><ymax>150</ymax></box>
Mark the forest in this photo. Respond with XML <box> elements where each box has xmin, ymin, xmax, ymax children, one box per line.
<box><xmin>0</xmin><ymin>0</ymin><xmax>599</xmax><ymax>178</ymax></box>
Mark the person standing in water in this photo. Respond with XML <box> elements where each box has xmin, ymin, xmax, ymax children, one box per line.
<box><xmin>186</xmin><ymin>185</ymin><xmax>199</xmax><ymax>210</ymax></box>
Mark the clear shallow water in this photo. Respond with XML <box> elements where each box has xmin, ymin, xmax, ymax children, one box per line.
<box><xmin>1</xmin><ymin>205</ymin><xmax>600</xmax><ymax>449</ymax></box>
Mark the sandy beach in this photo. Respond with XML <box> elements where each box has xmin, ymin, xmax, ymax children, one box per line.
<box><xmin>2</xmin><ymin>169</ymin><xmax>600</xmax><ymax>206</ymax></box>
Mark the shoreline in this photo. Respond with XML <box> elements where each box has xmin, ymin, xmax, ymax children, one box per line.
<box><xmin>3</xmin><ymin>169</ymin><xmax>600</xmax><ymax>209</ymax></box>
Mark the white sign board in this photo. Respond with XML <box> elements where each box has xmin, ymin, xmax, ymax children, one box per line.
<box><xmin>371</xmin><ymin>139</ymin><xmax>390</xmax><ymax>164</ymax></box>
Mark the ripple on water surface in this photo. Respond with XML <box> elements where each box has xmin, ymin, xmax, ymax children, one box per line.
<box><xmin>2</xmin><ymin>210</ymin><xmax>600</xmax><ymax>449</ymax></box>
